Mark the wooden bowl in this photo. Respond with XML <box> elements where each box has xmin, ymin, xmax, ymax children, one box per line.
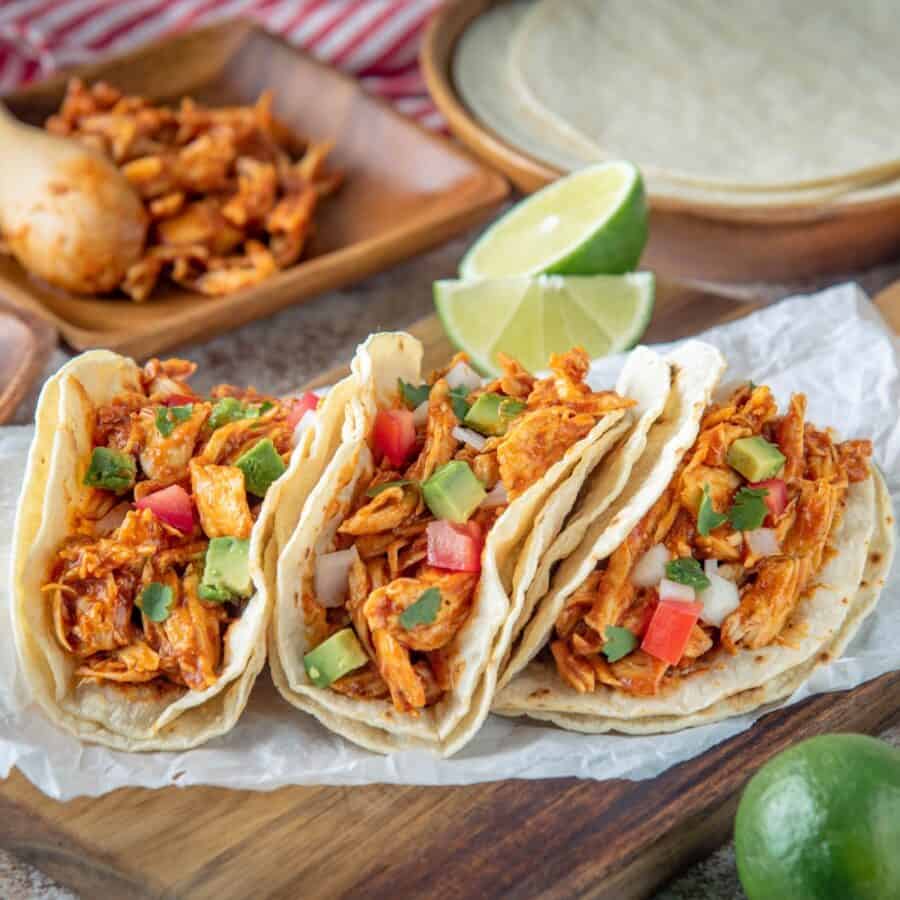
<box><xmin>421</xmin><ymin>0</ymin><xmax>900</xmax><ymax>282</ymax></box>
<box><xmin>0</xmin><ymin>19</ymin><xmax>509</xmax><ymax>356</ymax></box>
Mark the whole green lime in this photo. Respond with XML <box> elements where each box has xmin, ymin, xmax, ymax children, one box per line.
<box><xmin>735</xmin><ymin>733</ymin><xmax>900</xmax><ymax>900</ymax></box>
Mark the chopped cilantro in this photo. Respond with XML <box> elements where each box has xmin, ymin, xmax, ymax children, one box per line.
<box><xmin>698</xmin><ymin>484</ymin><xmax>728</xmax><ymax>536</ymax></box>
<box><xmin>728</xmin><ymin>486</ymin><xmax>769</xmax><ymax>531</ymax></box>
<box><xmin>448</xmin><ymin>386</ymin><xmax>471</xmax><ymax>422</ymax></box>
<box><xmin>138</xmin><ymin>582</ymin><xmax>174</xmax><ymax>622</ymax></box>
<box><xmin>208</xmin><ymin>396</ymin><xmax>274</xmax><ymax>430</ymax></box>
<box><xmin>83</xmin><ymin>447</ymin><xmax>136</xmax><ymax>493</ymax></box>
<box><xmin>748</xmin><ymin>380</ymin><xmax>757</xmax><ymax>392</ymax></box>
<box><xmin>665</xmin><ymin>557</ymin><xmax>711</xmax><ymax>591</ymax></box>
<box><xmin>155</xmin><ymin>404</ymin><xmax>193</xmax><ymax>437</ymax></box>
<box><xmin>399</xmin><ymin>587</ymin><xmax>441</xmax><ymax>629</ymax></box>
<box><xmin>499</xmin><ymin>398</ymin><xmax>527</xmax><ymax>419</ymax></box>
<box><xmin>603</xmin><ymin>625</ymin><xmax>638</xmax><ymax>663</ymax></box>
<box><xmin>398</xmin><ymin>379</ymin><xmax>430</xmax><ymax>409</ymax></box>
<box><xmin>366</xmin><ymin>479</ymin><xmax>418</xmax><ymax>497</ymax></box>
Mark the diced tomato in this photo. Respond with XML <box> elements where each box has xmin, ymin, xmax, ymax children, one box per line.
<box><xmin>426</xmin><ymin>520</ymin><xmax>482</xmax><ymax>573</ymax></box>
<box><xmin>286</xmin><ymin>392</ymin><xmax>319</xmax><ymax>429</ymax></box>
<box><xmin>135</xmin><ymin>484</ymin><xmax>194</xmax><ymax>533</ymax></box>
<box><xmin>641</xmin><ymin>599</ymin><xmax>703</xmax><ymax>666</ymax></box>
<box><xmin>749</xmin><ymin>478</ymin><xmax>788</xmax><ymax>524</ymax></box>
<box><xmin>373</xmin><ymin>408</ymin><xmax>416</xmax><ymax>468</ymax></box>
<box><xmin>161</xmin><ymin>394</ymin><xmax>195</xmax><ymax>406</ymax></box>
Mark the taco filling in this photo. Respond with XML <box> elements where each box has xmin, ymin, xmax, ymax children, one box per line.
<box><xmin>303</xmin><ymin>349</ymin><xmax>635</xmax><ymax>714</ymax></box>
<box><xmin>551</xmin><ymin>383</ymin><xmax>872</xmax><ymax>696</ymax></box>
<box><xmin>42</xmin><ymin>358</ymin><xmax>315</xmax><ymax>692</ymax></box>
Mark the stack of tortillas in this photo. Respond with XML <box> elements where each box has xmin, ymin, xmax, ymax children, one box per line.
<box><xmin>454</xmin><ymin>0</ymin><xmax>900</xmax><ymax>216</ymax></box>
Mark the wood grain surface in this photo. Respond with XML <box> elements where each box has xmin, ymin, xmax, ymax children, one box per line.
<box><xmin>0</xmin><ymin>298</ymin><xmax>55</xmax><ymax>425</ymax></box>
<box><xmin>421</xmin><ymin>0</ymin><xmax>900</xmax><ymax>282</ymax></box>
<box><xmin>0</xmin><ymin>19</ymin><xmax>508</xmax><ymax>356</ymax></box>
<box><xmin>1</xmin><ymin>278</ymin><xmax>898</xmax><ymax>900</ymax></box>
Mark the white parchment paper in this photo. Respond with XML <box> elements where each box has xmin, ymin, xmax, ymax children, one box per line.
<box><xmin>1</xmin><ymin>282</ymin><xmax>897</xmax><ymax>799</ymax></box>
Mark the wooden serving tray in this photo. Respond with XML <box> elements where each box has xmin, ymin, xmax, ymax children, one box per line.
<box><xmin>1</xmin><ymin>279</ymin><xmax>897</xmax><ymax>899</ymax></box>
<box><xmin>421</xmin><ymin>0</ymin><xmax>900</xmax><ymax>283</ymax></box>
<box><xmin>0</xmin><ymin>19</ymin><xmax>508</xmax><ymax>356</ymax></box>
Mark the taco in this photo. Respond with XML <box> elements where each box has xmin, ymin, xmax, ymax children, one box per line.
<box><xmin>494</xmin><ymin>377</ymin><xmax>887</xmax><ymax>727</ymax></box>
<box><xmin>11</xmin><ymin>350</ymin><xmax>350</xmax><ymax>751</ymax></box>
<box><xmin>270</xmin><ymin>332</ymin><xmax>666</xmax><ymax>755</ymax></box>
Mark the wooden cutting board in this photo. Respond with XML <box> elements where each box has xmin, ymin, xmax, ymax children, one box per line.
<box><xmin>1</xmin><ymin>279</ymin><xmax>898</xmax><ymax>900</ymax></box>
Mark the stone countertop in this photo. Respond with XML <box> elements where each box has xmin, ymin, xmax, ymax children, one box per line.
<box><xmin>5</xmin><ymin>231</ymin><xmax>900</xmax><ymax>898</ymax></box>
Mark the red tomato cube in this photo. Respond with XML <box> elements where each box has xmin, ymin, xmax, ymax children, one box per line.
<box><xmin>749</xmin><ymin>478</ymin><xmax>788</xmax><ymax>524</ymax></box>
<box><xmin>426</xmin><ymin>520</ymin><xmax>482</xmax><ymax>573</ymax></box>
<box><xmin>135</xmin><ymin>484</ymin><xmax>194</xmax><ymax>534</ymax></box>
<box><xmin>373</xmin><ymin>408</ymin><xmax>416</xmax><ymax>469</ymax></box>
<box><xmin>286</xmin><ymin>392</ymin><xmax>319</xmax><ymax>429</ymax></box>
<box><xmin>641</xmin><ymin>599</ymin><xmax>703</xmax><ymax>666</ymax></box>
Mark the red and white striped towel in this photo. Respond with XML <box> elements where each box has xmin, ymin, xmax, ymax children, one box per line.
<box><xmin>0</xmin><ymin>0</ymin><xmax>446</xmax><ymax>130</ymax></box>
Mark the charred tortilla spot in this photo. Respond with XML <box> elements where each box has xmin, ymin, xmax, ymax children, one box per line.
<box><xmin>870</xmin><ymin>552</ymin><xmax>883</xmax><ymax>564</ymax></box>
<box><xmin>819</xmin><ymin>651</ymin><xmax>831</xmax><ymax>662</ymax></box>
<box><xmin>530</xmin><ymin>688</ymin><xmax>551</xmax><ymax>699</ymax></box>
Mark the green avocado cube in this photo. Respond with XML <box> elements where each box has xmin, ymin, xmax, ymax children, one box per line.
<box><xmin>235</xmin><ymin>438</ymin><xmax>286</xmax><ymax>497</ymax></box>
<box><xmin>464</xmin><ymin>393</ymin><xmax>526</xmax><ymax>436</ymax></box>
<box><xmin>83</xmin><ymin>447</ymin><xmax>136</xmax><ymax>493</ymax></box>
<box><xmin>199</xmin><ymin>537</ymin><xmax>251</xmax><ymax>602</ymax></box>
<box><xmin>304</xmin><ymin>628</ymin><xmax>368</xmax><ymax>687</ymax></box>
<box><xmin>422</xmin><ymin>460</ymin><xmax>486</xmax><ymax>523</ymax></box>
<box><xmin>727</xmin><ymin>436</ymin><xmax>786</xmax><ymax>482</ymax></box>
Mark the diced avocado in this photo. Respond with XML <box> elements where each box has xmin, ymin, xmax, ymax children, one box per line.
<box><xmin>727</xmin><ymin>436</ymin><xmax>786</xmax><ymax>482</ymax></box>
<box><xmin>208</xmin><ymin>397</ymin><xmax>245</xmax><ymax>430</ymax></box>
<box><xmin>199</xmin><ymin>536</ymin><xmax>251</xmax><ymax>602</ymax></box>
<box><xmin>422</xmin><ymin>460</ymin><xmax>486</xmax><ymax>523</ymax></box>
<box><xmin>304</xmin><ymin>628</ymin><xmax>368</xmax><ymax>688</ymax></box>
<box><xmin>83</xmin><ymin>447</ymin><xmax>136</xmax><ymax>493</ymax></box>
<box><xmin>235</xmin><ymin>438</ymin><xmax>286</xmax><ymax>496</ymax></box>
<box><xmin>463</xmin><ymin>393</ymin><xmax>526</xmax><ymax>436</ymax></box>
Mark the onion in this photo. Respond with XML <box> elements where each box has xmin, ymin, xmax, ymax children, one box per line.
<box><xmin>480</xmin><ymin>481</ymin><xmax>508</xmax><ymax>508</ymax></box>
<box><xmin>631</xmin><ymin>544</ymin><xmax>670</xmax><ymax>588</ymax></box>
<box><xmin>704</xmin><ymin>558</ymin><xmax>718</xmax><ymax>577</ymax></box>
<box><xmin>452</xmin><ymin>425</ymin><xmax>487</xmax><ymax>451</ymax></box>
<box><xmin>314</xmin><ymin>546</ymin><xmax>360</xmax><ymax>608</ymax></box>
<box><xmin>445</xmin><ymin>361</ymin><xmax>482</xmax><ymax>392</ymax></box>
<box><xmin>412</xmin><ymin>400</ymin><xmax>429</xmax><ymax>427</ymax></box>
<box><xmin>291</xmin><ymin>409</ymin><xmax>317</xmax><ymax>448</ymax></box>
<box><xmin>659</xmin><ymin>578</ymin><xmax>696</xmax><ymax>604</ymax></box>
<box><xmin>698</xmin><ymin>573</ymin><xmax>740</xmax><ymax>626</ymax></box>
<box><xmin>745</xmin><ymin>527</ymin><xmax>780</xmax><ymax>557</ymax></box>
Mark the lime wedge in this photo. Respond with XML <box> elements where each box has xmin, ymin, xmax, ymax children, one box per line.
<box><xmin>434</xmin><ymin>273</ymin><xmax>654</xmax><ymax>376</ymax></box>
<box><xmin>459</xmin><ymin>161</ymin><xmax>647</xmax><ymax>279</ymax></box>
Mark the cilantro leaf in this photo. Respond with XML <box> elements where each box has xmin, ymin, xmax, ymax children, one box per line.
<box><xmin>499</xmin><ymin>398</ymin><xmax>527</xmax><ymax>420</ymax></box>
<box><xmin>366</xmin><ymin>479</ymin><xmax>418</xmax><ymax>497</ymax></box>
<box><xmin>448</xmin><ymin>385</ymin><xmax>471</xmax><ymax>422</ymax></box>
<box><xmin>138</xmin><ymin>582</ymin><xmax>174</xmax><ymax>622</ymax></box>
<box><xmin>665</xmin><ymin>557</ymin><xmax>711</xmax><ymax>591</ymax></box>
<box><xmin>748</xmin><ymin>380</ymin><xmax>757</xmax><ymax>392</ymax></box>
<box><xmin>603</xmin><ymin>625</ymin><xmax>638</xmax><ymax>663</ymax></box>
<box><xmin>399</xmin><ymin>379</ymin><xmax>430</xmax><ymax>410</ymax></box>
<box><xmin>155</xmin><ymin>404</ymin><xmax>193</xmax><ymax>437</ymax></box>
<box><xmin>399</xmin><ymin>587</ymin><xmax>441</xmax><ymax>629</ymax></box>
<box><xmin>698</xmin><ymin>484</ymin><xmax>728</xmax><ymax>536</ymax></box>
<box><xmin>728</xmin><ymin>486</ymin><xmax>769</xmax><ymax>531</ymax></box>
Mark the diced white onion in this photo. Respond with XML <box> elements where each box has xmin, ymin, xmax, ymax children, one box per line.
<box><xmin>445</xmin><ymin>361</ymin><xmax>483</xmax><ymax>392</ymax></box>
<box><xmin>480</xmin><ymin>481</ymin><xmax>508</xmax><ymax>508</ymax></box>
<box><xmin>698</xmin><ymin>573</ymin><xmax>740</xmax><ymax>627</ymax></box>
<box><xmin>412</xmin><ymin>400</ymin><xmax>429</xmax><ymax>427</ymax></box>
<box><xmin>631</xmin><ymin>544</ymin><xmax>671</xmax><ymax>588</ymax></box>
<box><xmin>314</xmin><ymin>546</ymin><xmax>360</xmax><ymax>608</ymax></box>
<box><xmin>452</xmin><ymin>425</ymin><xmax>487</xmax><ymax>451</ymax></box>
<box><xmin>745</xmin><ymin>527</ymin><xmax>780</xmax><ymax>557</ymax></box>
<box><xmin>704</xmin><ymin>558</ymin><xmax>718</xmax><ymax>577</ymax></box>
<box><xmin>659</xmin><ymin>578</ymin><xmax>696</xmax><ymax>604</ymax></box>
<box><xmin>291</xmin><ymin>409</ymin><xmax>317</xmax><ymax>448</ymax></box>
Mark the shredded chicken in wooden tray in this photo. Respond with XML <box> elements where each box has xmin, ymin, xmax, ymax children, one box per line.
<box><xmin>43</xmin><ymin>359</ymin><xmax>317</xmax><ymax>690</ymax></box>
<box><xmin>42</xmin><ymin>79</ymin><xmax>342</xmax><ymax>300</ymax></box>
<box><xmin>307</xmin><ymin>349</ymin><xmax>635</xmax><ymax>714</ymax></box>
<box><xmin>551</xmin><ymin>383</ymin><xmax>873</xmax><ymax>697</ymax></box>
